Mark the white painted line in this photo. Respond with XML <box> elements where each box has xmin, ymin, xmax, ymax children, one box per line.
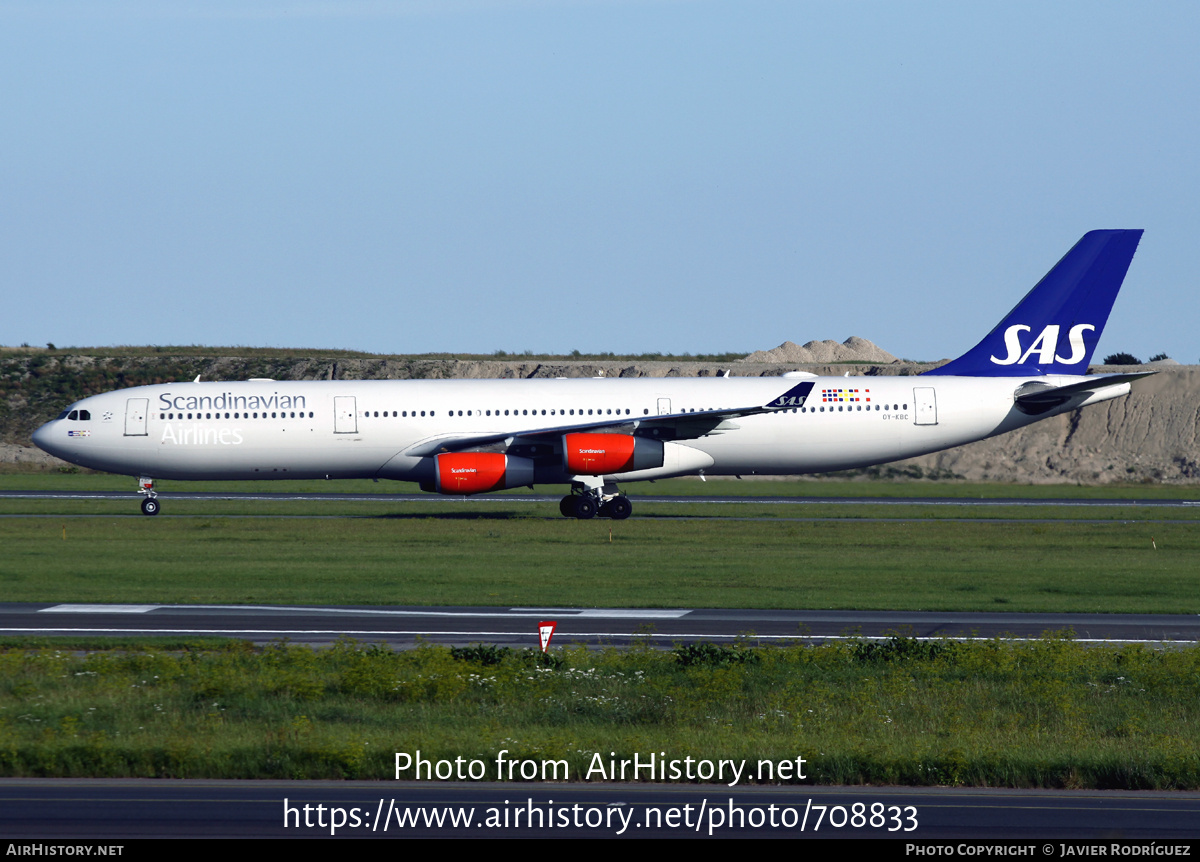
<box><xmin>513</xmin><ymin>608</ymin><xmax>691</xmax><ymax>619</ymax></box>
<box><xmin>40</xmin><ymin>604</ymin><xmax>159</xmax><ymax>614</ymax></box>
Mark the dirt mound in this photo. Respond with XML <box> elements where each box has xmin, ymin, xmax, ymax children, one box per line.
<box><xmin>743</xmin><ymin>337</ymin><xmax>898</xmax><ymax>364</ymax></box>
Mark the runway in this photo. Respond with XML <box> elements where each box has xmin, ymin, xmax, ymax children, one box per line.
<box><xmin>4</xmin><ymin>489</ymin><xmax>1198</xmax><ymax>527</ymax></box>
<box><xmin>2</xmin><ymin>489</ymin><xmax>1198</xmax><ymax>508</ymax></box>
<box><xmin>5</xmin><ymin>602</ymin><xmax>1199</xmax><ymax>647</ymax></box>
<box><xmin>2</xmin><ymin>779</ymin><xmax>1198</xmax><ymax>839</ymax></box>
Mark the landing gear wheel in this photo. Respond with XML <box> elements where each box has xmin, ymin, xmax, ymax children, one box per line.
<box><xmin>559</xmin><ymin>496</ymin><xmax>575</xmax><ymax>518</ymax></box>
<box><xmin>605</xmin><ymin>496</ymin><xmax>632</xmax><ymax>520</ymax></box>
<box><xmin>141</xmin><ymin>497</ymin><xmax>160</xmax><ymax>517</ymax></box>
<box><xmin>572</xmin><ymin>496</ymin><xmax>597</xmax><ymax>520</ymax></box>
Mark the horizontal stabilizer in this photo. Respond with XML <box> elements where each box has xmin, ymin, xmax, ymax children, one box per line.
<box><xmin>1014</xmin><ymin>372</ymin><xmax>1155</xmax><ymax>414</ymax></box>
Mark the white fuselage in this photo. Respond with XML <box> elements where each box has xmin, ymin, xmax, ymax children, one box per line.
<box><xmin>31</xmin><ymin>373</ymin><xmax>1129</xmax><ymax>486</ymax></box>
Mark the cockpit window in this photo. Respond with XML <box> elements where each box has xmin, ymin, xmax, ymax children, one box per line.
<box><xmin>57</xmin><ymin>411</ymin><xmax>69</xmax><ymax>420</ymax></box>
<box><xmin>68</xmin><ymin>410</ymin><xmax>78</xmax><ymax>420</ymax></box>
<box><xmin>79</xmin><ymin>410</ymin><xmax>90</xmax><ymax>421</ymax></box>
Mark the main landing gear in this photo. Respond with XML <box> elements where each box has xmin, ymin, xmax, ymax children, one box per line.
<box><xmin>138</xmin><ymin>477</ymin><xmax>159</xmax><ymax>516</ymax></box>
<box><xmin>559</xmin><ymin>480</ymin><xmax>632</xmax><ymax>520</ymax></box>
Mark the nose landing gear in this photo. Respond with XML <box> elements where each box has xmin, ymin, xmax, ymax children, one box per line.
<box><xmin>138</xmin><ymin>477</ymin><xmax>159</xmax><ymax>516</ymax></box>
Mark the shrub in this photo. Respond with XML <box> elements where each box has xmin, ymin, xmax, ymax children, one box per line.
<box><xmin>852</xmin><ymin>636</ymin><xmax>957</xmax><ymax>664</ymax></box>
<box><xmin>1102</xmin><ymin>352</ymin><xmax>1141</xmax><ymax>365</ymax></box>
<box><xmin>673</xmin><ymin>642</ymin><xmax>761</xmax><ymax>668</ymax></box>
<box><xmin>450</xmin><ymin>644</ymin><xmax>512</xmax><ymax>666</ymax></box>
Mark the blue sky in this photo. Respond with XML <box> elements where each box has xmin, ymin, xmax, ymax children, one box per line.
<box><xmin>2</xmin><ymin>1</ymin><xmax>1196</xmax><ymax>362</ymax></box>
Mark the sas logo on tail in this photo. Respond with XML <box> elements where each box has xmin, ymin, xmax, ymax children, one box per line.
<box><xmin>770</xmin><ymin>395</ymin><xmax>809</xmax><ymax>408</ymax></box>
<box><xmin>990</xmin><ymin>324</ymin><xmax>1095</xmax><ymax>366</ymax></box>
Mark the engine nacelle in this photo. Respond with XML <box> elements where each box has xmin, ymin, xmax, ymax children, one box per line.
<box><xmin>562</xmin><ymin>433</ymin><xmax>664</xmax><ymax>475</ymax></box>
<box><xmin>434</xmin><ymin>452</ymin><xmax>534</xmax><ymax>495</ymax></box>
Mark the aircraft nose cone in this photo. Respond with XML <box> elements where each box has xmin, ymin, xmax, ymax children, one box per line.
<box><xmin>32</xmin><ymin>420</ymin><xmax>63</xmax><ymax>458</ymax></box>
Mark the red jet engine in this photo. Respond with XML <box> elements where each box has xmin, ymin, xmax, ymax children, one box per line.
<box><xmin>562</xmin><ymin>433</ymin><xmax>664</xmax><ymax>475</ymax></box>
<box><xmin>434</xmin><ymin>452</ymin><xmax>534</xmax><ymax>494</ymax></box>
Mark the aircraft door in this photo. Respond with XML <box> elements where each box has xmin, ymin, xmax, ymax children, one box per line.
<box><xmin>124</xmin><ymin>398</ymin><xmax>149</xmax><ymax>436</ymax></box>
<box><xmin>334</xmin><ymin>396</ymin><xmax>358</xmax><ymax>434</ymax></box>
<box><xmin>657</xmin><ymin>398</ymin><xmax>671</xmax><ymax>416</ymax></box>
<box><xmin>913</xmin><ymin>387</ymin><xmax>938</xmax><ymax>425</ymax></box>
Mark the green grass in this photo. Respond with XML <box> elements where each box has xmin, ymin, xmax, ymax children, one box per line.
<box><xmin>2</xmin><ymin>637</ymin><xmax>1199</xmax><ymax>788</ymax></box>
<box><xmin>0</xmin><ymin>514</ymin><xmax>1195</xmax><ymax>612</ymax></box>
<box><xmin>0</xmin><ymin>472</ymin><xmax>1195</xmax><ymax>611</ymax></box>
<box><xmin>2</xmin><ymin>470</ymin><xmax>1198</xmax><ymax>791</ymax></box>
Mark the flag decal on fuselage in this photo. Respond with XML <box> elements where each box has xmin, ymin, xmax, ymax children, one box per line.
<box><xmin>822</xmin><ymin>388</ymin><xmax>869</xmax><ymax>403</ymax></box>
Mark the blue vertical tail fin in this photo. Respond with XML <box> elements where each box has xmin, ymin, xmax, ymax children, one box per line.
<box><xmin>924</xmin><ymin>229</ymin><xmax>1143</xmax><ymax>377</ymax></box>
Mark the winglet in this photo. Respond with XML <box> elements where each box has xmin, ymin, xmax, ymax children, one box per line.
<box><xmin>765</xmin><ymin>380</ymin><xmax>815</xmax><ymax>409</ymax></box>
<box><xmin>925</xmin><ymin>230</ymin><xmax>1143</xmax><ymax>377</ymax></box>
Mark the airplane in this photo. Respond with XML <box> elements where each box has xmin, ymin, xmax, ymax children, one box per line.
<box><xmin>32</xmin><ymin>229</ymin><xmax>1153</xmax><ymax>520</ymax></box>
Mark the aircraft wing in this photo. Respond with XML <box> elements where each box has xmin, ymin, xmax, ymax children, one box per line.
<box><xmin>402</xmin><ymin>380</ymin><xmax>816</xmax><ymax>458</ymax></box>
<box><xmin>1014</xmin><ymin>372</ymin><xmax>1156</xmax><ymax>411</ymax></box>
